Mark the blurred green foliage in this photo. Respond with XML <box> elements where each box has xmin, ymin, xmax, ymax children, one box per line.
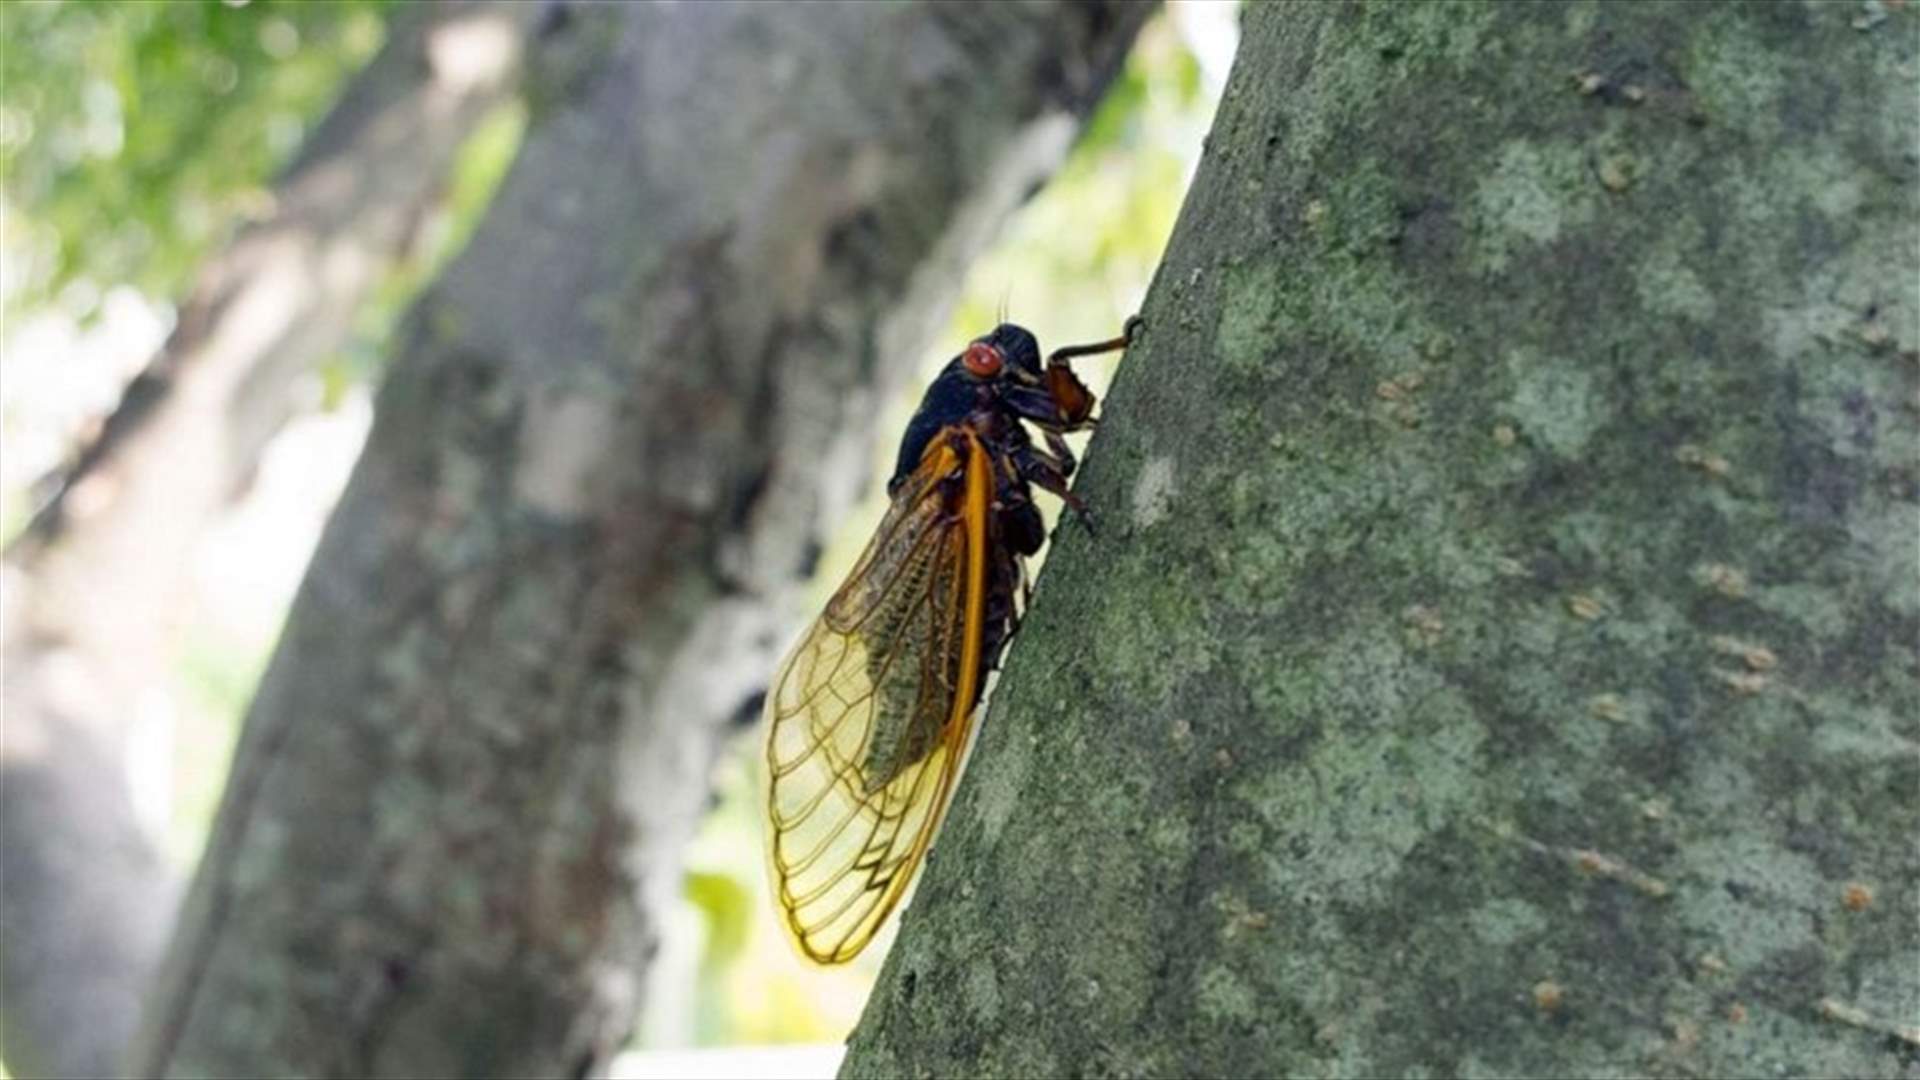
<box><xmin>1</xmin><ymin>0</ymin><xmax>391</xmax><ymax>319</ymax></box>
<box><xmin>0</xmin><ymin>1</ymin><xmax>526</xmax><ymax>552</ymax></box>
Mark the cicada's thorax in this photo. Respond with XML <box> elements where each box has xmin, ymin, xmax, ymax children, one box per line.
<box><xmin>888</xmin><ymin>364</ymin><xmax>977</xmax><ymax>494</ymax></box>
<box><xmin>891</xmin><ymin>365</ymin><xmax>1030</xmax><ymax>488</ymax></box>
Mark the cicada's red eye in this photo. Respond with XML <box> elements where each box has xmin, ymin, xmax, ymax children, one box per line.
<box><xmin>963</xmin><ymin>342</ymin><xmax>1004</xmax><ymax>378</ymax></box>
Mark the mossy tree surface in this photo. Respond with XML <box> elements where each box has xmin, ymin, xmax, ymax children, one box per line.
<box><xmin>844</xmin><ymin>3</ymin><xmax>1918</xmax><ymax>1077</ymax></box>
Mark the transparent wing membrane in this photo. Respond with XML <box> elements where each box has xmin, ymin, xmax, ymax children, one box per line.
<box><xmin>764</xmin><ymin>432</ymin><xmax>990</xmax><ymax>963</ymax></box>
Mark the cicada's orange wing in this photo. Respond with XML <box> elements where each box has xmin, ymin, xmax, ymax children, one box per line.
<box><xmin>764</xmin><ymin>428</ymin><xmax>992</xmax><ymax>964</ymax></box>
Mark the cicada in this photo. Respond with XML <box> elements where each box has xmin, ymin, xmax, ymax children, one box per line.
<box><xmin>763</xmin><ymin>317</ymin><xmax>1139</xmax><ymax>963</ymax></box>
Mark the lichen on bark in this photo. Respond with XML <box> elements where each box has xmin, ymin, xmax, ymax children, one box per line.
<box><xmin>844</xmin><ymin>3</ymin><xmax>1918</xmax><ymax>1077</ymax></box>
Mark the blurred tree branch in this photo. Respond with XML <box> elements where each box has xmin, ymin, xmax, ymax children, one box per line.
<box><xmin>1</xmin><ymin>4</ymin><xmax>534</xmax><ymax>1077</ymax></box>
<box><xmin>128</xmin><ymin>2</ymin><xmax>1150</xmax><ymax>1076</ymax></box>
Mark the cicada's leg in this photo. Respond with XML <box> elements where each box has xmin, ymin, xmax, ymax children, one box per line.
<box><xmin>1013</xmin><ymin>443</ymin><xmax>1095</xmax><ymax>533</ymax></box>
<box><xmin>1042</xmin><ymin>428</ymin><xmax>1078</xmax><ymax>479</ymax></box>
<box><xmin>1044</xmin><ymin>316</ymin><xmax>1139</xmax><ymax>367</ymax></box>
<box><xmin>1016</xmin><ymin>440</ymin><xmax>1074</xmax><ymax>486</ymax></box>
<box><xmin>998</xmin><ymin>398</ymin><xmax>1083</xmax><ymax>477</ymax></box>
<box><xmin>999</xmin><ymin>384</ymin><xmax>1072</xmax><ymax>428</ymax></box>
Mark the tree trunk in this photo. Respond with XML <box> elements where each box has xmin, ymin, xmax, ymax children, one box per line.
<box><xmin>0</xmin><ymin>6</ymin><xmax>531</xmax><ymax>1077</ymax></box>
<box><xmin>843</xmin><ymin>3</ymin><xmax>1918</xmax><ymax>1077</ymax></box>
<box><xmin>128</xmin><ymin>3</ymin><xmax>1148</xmax><ymax>1077</ymax></box>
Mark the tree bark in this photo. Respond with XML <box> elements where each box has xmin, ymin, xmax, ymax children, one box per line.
<box><xmin>844</xmin><ymin>3</ymin><xmax>1918</xmax><ymax>1077</ymax></box>
<box><xmin>0</xmin><ymin>6</ymin><xmax>531</xmax><ymax>1078</ymax></box>
<box><xmin>128</xmin><ymin>3</ymin><xmax>1148</xmax><ymax>1077</ymax></box>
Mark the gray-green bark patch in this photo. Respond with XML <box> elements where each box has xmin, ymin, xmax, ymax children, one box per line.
<box><xmin>845</xmin><ymin>2</ymin><xmax>1919</xmax><ymax>1078</ymax></box>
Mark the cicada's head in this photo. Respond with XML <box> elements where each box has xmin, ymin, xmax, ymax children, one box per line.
<box><xmin>961</xmin><ymin>323</ymin><xmax>1042</xmax><ymax>382</ymax></box>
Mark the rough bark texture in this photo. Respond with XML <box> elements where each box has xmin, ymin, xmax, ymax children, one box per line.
<box><xmin>0</xmin><ymin>6</ymin><xmax>530</xmax><ymax>1078</ymax></box>
<box><xmin>844</xmin><ymin>3</ymin><xmax>1918</xmax><ymax>1077</ymax></box>
<box><xmin>128</xmin><ymin>3</ymin><xmax>1148</xmax><ymax>1077</ymax></box>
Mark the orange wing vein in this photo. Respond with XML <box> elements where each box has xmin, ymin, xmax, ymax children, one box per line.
<box><xmin>763</xmin><ymin>428</ymin><xmax>991</xmax><ymax>963</ymax></box>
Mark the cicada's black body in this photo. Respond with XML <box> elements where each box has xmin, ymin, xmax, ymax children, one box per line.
<box><xmin>887</xmin><ymin>322</ymin><xmax>1117</xmax><ymax>688</ymax></box>
<box><xmin>764</xmin><ymin>317</ymin><xmax>1137</xmax><ymax>964</ymax></box>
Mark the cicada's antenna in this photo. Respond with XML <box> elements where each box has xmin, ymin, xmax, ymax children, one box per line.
<box><xmin>997</xmin><ymin>286</ymin><xmax>1011</xmax><ymax>328</ymax></box>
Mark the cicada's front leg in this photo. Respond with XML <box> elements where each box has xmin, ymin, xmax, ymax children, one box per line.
<box><xmin>1045</xmin><ymin>315</ymin><xmax>1141</xmax><ymax>368</ymax></box>
<box><xmin>999</xmin><ymin>384</ymin><xmax>1073</xmax><ymax>428</ymax></box>
<box><xmin>1038</xmin><ymin>315</ymin><xmax>1137</xmax><ymax>427</ymax></box>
